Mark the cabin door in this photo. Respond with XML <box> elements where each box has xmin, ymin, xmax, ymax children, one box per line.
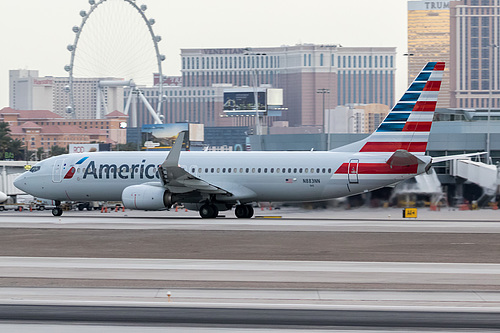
<box><xmin>347</xmin><ymin>159</ymin><xmax>359</xmax><ymax>184</ymax></box>
<box><xmin>52</xmin><ymin>158</ymin><xmax>65</xmax><ymax>183</ymax></box>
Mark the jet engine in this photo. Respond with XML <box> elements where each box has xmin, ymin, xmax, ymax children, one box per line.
<box><xmin>122</xmin><ymin>184</ymin><xmax>176</xmax><ymax>210</ymax></box>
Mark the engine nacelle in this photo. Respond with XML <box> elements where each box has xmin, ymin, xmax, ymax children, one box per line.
<box><xmin>122</xmin><ymin>184</ymin><xmax>174</xmax><ymax>210</ymax></box>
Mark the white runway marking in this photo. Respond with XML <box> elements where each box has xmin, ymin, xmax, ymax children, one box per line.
<box><xmin>1</xmin><ymin>257</ymin><xmax>500</xmax><ymax>286</ymax></box>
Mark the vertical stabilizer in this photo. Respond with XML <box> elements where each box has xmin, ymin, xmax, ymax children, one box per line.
<box><xmin>332</xmin><ymin>62</ymin><xmax>445</xmax><ymax>154</ymax></box>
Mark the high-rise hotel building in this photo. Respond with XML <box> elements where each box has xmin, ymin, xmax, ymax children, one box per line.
<box><xmin>179</xmin><ymin>45</ymin><xmax>395</xmax><ymax>128</ymax></box>
<box><xmin>10</xmin><ymin>45</ymin><xmax>396</xmax><ymax>130</ymax></box>
<box><xmin>408</xmin><ymin>1</ymin><xmax>451</xmax><ymax>108</ymax></box>
<box><xmin>450</xmin><ymin>0</ymin><xmax>500</xmax><ymax>108</ymax></box>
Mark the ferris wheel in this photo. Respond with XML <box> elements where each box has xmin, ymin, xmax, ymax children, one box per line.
<box><xmin>64</xmin><ymin>0</ymin><xmax>165</xmax><ymax>124</ymax></box>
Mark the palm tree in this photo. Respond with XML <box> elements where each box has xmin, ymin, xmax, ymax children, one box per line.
<box><xmin>50</xmin><ymin>145</ymin><xmax>67</xmax><ymax>157</ymax></box>
<box><xmin>0</xmin><ymin>122</ymin><xmax>12</xmax><ymax>159</ymax></box>
<box><xmin>7</xmin><ymin>139</ymin><xmax>24</xmax><ymax>161</ymax></box>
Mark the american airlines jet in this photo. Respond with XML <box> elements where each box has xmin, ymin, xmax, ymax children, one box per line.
<box><xmin>15</xmin><ymin>62</ymin><xmax>445</xmax><ymax>218</ymax></box>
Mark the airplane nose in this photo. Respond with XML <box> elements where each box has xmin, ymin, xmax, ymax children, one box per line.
<box><xmin>14</xmin><ymin>174</ymin><xmax>27</xmax><ymax>192</ymax></box>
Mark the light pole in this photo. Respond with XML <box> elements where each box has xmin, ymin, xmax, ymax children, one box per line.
<box><xmin>317</xmin><ymin>88</ymin><xmax>330</xmax><ymax>150</ymax></box>
<box><xmin>244</xmin><ymin>49</ymin><xmax>266</xmax><ymax>150</ymax></box>
<box><xmin>487</xmin><ymin>44</ymin><xmax>498</xmax><ymax>163</ymax></box>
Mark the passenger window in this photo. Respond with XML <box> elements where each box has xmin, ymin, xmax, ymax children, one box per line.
<box><xmin>305</xmin><ymin>168</ymin><xmax>308</xmax><ymax>173</ymax></box>
<box><xmin>205</xmin><ymin>168</ymin><xmax>208</xmax><ymax>173</ymax></box>
<box><xmin>191</xmin><ymin>168</ymin><xmax>195</xmax><ymax>173</ymax></box>
<box><xmin>299</xmin><ymin>168</ymin><xmax>303</xmax><ymax>173</ymax></box>
<box><xmin>246</xmin><ymin>168</ymin><xmax>249</xmax><ymax>173</ymax></box>
<box><xmin>270</xmin><ymin>168</ymin><xmax>274</xmax><ymax>173</ymax></box>
<box><xmin>217</xmin><ymin>168</ymin><xmax>220</xmax><ymax>173</ymax></box>
<box><xmin>252</xmin><ymin>168</ymin><xmax>255</xmax><ymax>173</ymax></box>
<box><xmin>198</xmin><ymin>168</ymin><xmax>202</xmax><ymax>173</ymax></box>
<box><xmin>322</xmin><ymin>168</ymin><xmax>326</xmax><ymax>173</ymax></box>
<box><xmin>310</xmin><ymin>168</ymin><xmax>314</xmax><ymax>173</ymax></box>
<box><xmin>228</xmin><ymin>168</ymin><xmax>231</xmax><ymax>173</ymax></box>
<box><xmin>258</xmin><ymin>168</ymin><xmax>261</xmax><ymax>173</ymax></box>
<box><xmin>282</xmin><ymin>168</ymin><xmax>286</xmax><ymax>173</ymax></box>
<box><xmin>222</xmin><ymin>168</ymin><xmax>226</xmax><ymax>173</ymax></box>
<box><xmin>288</xmin><ymin>168</ymin><xmax>292</xmax><ymax>173</ymax></box>
<box><xmin>264</xmin><ymin>168</ymin><xmax>268</xmax><ymax>173</ymax></box>
<box><xmin>211</xmin><ymin>168</ymin><xmax>214</xmax><ymax>173</ymax></box>
<box><xmin>328</xmin><ymin>168</ymin><xmax>332</xmax><ymax>173</ymax></box>
<box><xmin>276</xmin><ymin>168</ymin><xmax>280</xmax><ymax>173</ymax></box>
<box><xmin>234</xmin><ymin>168</ymin><xmax>237</xmax><ymax>173</ymax></box>
<box><xmin>293</xmin><ymin>168</ymin><xmax>297</xmax><ymax>173</ymax></box>
<box><xmin>239</xmin><ymin>168</ymin><xmax>243</xmax><ymax>173</ymax></box>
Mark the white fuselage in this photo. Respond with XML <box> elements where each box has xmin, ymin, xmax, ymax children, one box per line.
<box><xmin>14</xmin><ymin>150</ymin><xmax>427</xmax><ymax>204</ymax></box>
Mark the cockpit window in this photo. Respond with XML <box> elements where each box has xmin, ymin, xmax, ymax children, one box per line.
<box><xmin>29</xmin><ymin>166</ymin><xmax>41</xmax><ymax>173</ymax></box>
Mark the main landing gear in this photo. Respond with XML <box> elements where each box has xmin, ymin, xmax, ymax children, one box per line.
<box><xmin>235</xmin><ymin>204</ymin><xmax>254</xmax><ymax>219</ymax></box>
<box><xmin>198</xmin><ymin>203</ymin><xmax>254</xmax><ymax>219</ymax></box>
<box><xmin>52</xmin><ymin>201</ymin><xmax>63</xmax><ymax>217</ymax></box>
<box><xmin>199</xmin><ymin>203</ymin><xmax>219</xmax><ymax>219</ymax></box>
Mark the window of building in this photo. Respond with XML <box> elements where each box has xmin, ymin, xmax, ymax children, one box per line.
<box><xmin>320</xmin><ymin>54</ymin><xmax>324</xmax><ymax>66</ymax></box>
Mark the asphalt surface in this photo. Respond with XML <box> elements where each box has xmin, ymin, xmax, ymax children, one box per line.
<box><xmin>0</xmin><ymin>227</ymin><xmax>498</xmax><ymax>262</ymax></box>
<box><xmin>1</xmin><ymin>208</ymin><xmax>500</xmax><ymax>330</ymax></box>
<box><xmin>1</xmin><ymin>305</ymin><xmax>500</xmax><ymax>329</ymax></box>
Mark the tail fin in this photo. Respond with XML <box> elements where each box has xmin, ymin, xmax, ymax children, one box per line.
<box><xmin>332</xmin><ymin>61</ymin><xmax>445</xmax><ymax>154</ymax></box>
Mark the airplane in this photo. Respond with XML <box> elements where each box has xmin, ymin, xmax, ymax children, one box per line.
<box><xmin>14</xmin><ymin>61</ymin><xmax>445</xmax><ymax>219</ymax></box>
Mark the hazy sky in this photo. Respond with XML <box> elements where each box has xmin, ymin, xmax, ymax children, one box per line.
<box><xmin>0</xmin><ymin>0</ymin><xmax>408</xmax><ymax>108</ymax></box>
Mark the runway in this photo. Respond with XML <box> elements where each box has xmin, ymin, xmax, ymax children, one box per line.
<box><xmin>1</xmin><ymin>207</ymin><xmax>500</xmax><ymax>330</ymax></box>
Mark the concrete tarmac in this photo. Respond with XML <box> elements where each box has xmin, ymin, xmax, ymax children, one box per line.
<box><xmin>1</xmin><ymin>207</ymin><xmax>500</xmax><ymax>329</ymax></box>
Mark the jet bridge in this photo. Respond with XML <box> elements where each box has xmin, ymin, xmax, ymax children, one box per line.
<box><xmin>450</xmin><ymin>157</ymin><xmax>499</xmax><ymax>206</ymax></box>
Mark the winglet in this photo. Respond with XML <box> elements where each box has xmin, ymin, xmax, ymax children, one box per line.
<box><xmin>163</xmin><ymin>131</ymin><xmax>186</xmax><ymax>168</ymax></box>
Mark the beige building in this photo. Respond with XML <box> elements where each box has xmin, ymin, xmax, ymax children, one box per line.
<box><xmin>408</xmin><ymin>0</ymin><xmax>451</xmax><ymax>108</ymax></box>
<box><xmin>9</xmin><ymin>70</ymin><xmax>124</xmax><ymax>119</ymax></box>
<box><xmin>0</xmin><ymin>108</ymin><xmax>127</xmax><ymax>151</ymax></box>
<box><xmin>326</xmin><ymin>103</ymin><xmax>390</xmax><ymax>134</ymax></box>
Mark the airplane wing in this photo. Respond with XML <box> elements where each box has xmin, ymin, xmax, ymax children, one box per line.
<box><xmin>157</xmin><ymin>131</ymin><xmax>229</xmax><ymax>194</ymax></box>
<box><xmin>157</xmin><ymin>132</ymin><xmax>257</xmax><ymax>201</ymax></box>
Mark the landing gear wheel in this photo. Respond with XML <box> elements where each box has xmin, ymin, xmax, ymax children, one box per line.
<box><xmin>199</xmin><ymin>204</ymin><xmax>218</xmax><ymax>218</ymax></box>
<box><xmin>235</xmin><ymin>204</ymin><xmax>254</xmax><ymax>218</ymax></box>
<box><xmin>52</xmin><ymin>207</ymin><xmax>63</xmax><ymax>217</ymax></box>
<box><xmin>246</xmin><ymin>205</ymin><xmax>254</xmax><ymax>218</ymax></box>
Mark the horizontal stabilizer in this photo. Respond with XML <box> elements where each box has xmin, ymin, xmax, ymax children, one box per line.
<box><xmin>386</xmin><ymin>149</ymin><xmax>426</xmax><ymax>167</ymax></box>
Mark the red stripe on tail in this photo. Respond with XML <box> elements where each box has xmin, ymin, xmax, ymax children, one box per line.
<box><xmin>413</xmin><ymin>101</ymin><xmax>437</xmax><ymax>111</ymax></box>
<box><xmin>360</xmin><ymin>142</ymin><xmax>427</xmax><ymax>153</ymax></box>
<box><xmin>402</xmin><ymin>122</ymin><xmax>432</xmax><ymax>132</ymax></box>
<box><xmin>423</xmin><ymin>81</ymin><xmax>441</xmax><ymax>91</ymax></box>
<box><xmin>434</xmin><ymin>62</ymin><xmax>445</xmax><ymax>71</ymax></box>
